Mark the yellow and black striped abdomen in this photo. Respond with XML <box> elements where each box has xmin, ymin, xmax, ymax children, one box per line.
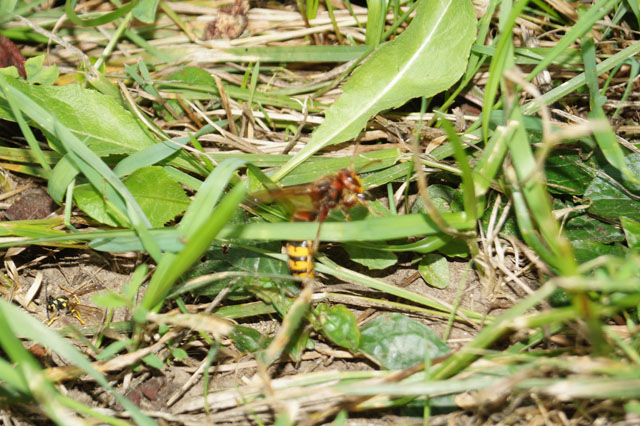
<box><xmin>286</xmin><ymin>240</ymin><xmax>314</xmax><ymax>278</ymax></box>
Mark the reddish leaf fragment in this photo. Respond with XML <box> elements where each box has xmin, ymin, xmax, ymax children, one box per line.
<box><xmin>126</xmin><ymin>377</ymin><xmax>166</xmax><ymax>409</ymax></box>
<box><xmin>0</xmin><ymin>35</ymin><xmax>26</xmax><ymax>78</ymax></box>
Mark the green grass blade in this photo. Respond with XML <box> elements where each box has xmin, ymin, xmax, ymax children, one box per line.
<box><xmin>142</xmin><ymin>179</ymin><xmax>247</xmax><ymax>310</ymax></box>
<box><xmin>0</xmin><ymin>299</ymin><xmax>155</xmax><ymax>426</ymax></box>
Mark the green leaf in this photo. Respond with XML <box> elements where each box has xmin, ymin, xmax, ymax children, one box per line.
<box><xmin>0</xmin><ymin>80</ymin><xmax>155</xmax><ymax>157</ymax></box>
<box><xmin>570</xmin><ymin>239</ymin><xmax>626</xmax><ymax>263</ymax></box>
<box><xmin>123</xmin><ymin>166</ymin><xmax>190</xmax><ymax>225</ymax></box>
<box><xmin>274</xmin><ymin>0</ymin><xmax>476</xmax><ymax>179</ymax></box>
<box><xmin>621</xmin><ymin>216</ymin><xmax>640</xmax><ymax>249</ymax></box>
<box><xmin>545</xmin><ymin>150</ymin><xmax>595</xmax><ymax>195</ymax></box>
<box><xmin>411</xmin><ymin>185</ymin><xmax>459</xmax><ymax>213</ymax></box>
<box><xmin>142</xmin><ymin>353</ymin><xmax>164</xmax><ymax>369</ymax></box>
<box><xmin>585</xmin><ymin>153</ymin><xmax>640</xmax><ymax>221</ymax></box>
<box><xmin>171</xmin><ymin>348</ymin><xmax>188</xmax><ymax>361</ymax></box>
<box><xmin>230</xmin><ymin>325</ymin><xmax>271</xmax><ymax>353</ymax></box>
<box><xmin>564</xmin><ymin>213</ymin><xmax>625</xmax><ymax>244</ymax></box>
<box><xmin>96</xmin><ymin>340</ymin><xmax>130</xmax><ymax>361</ymax></box>
<box><xmin>24</xmin><ymin>56</ymin><xmax>59</xmax><ymax>86</ymax></box>
<box><xmin>315</xmin><ymin>304</ymin><xmax>360</xmax><ymax>352</ymax></box>
<box><xmin>74</xmin><ymin>166</ymin><xmax>189</xmax><ymax>227</ymax></box>
<box><xmin>418</xmin><ymin>253</ymin><xmax>450</xmax><ymax>289</ymax></box>
<box><xmin>133</xmin><ymin>0</ymin><xmax>159</xmax><ymax>23</ymax></box>
<box><xmin>359</xmin><ymin>313</ymin><xmax>450</xmax><ymax>370</ymax></box>
<box><xmin>343</xmin><ymin>244</ymin><xmax>398</xmax><ymax>270</ymax></box>
<box><xmin>438</xmin><ymin>238</ymin><xmax>470</xmax><ymax>258</ymax></box>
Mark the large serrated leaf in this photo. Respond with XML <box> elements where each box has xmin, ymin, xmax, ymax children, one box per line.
<box><xmin>0</xmin><ymin>79</ymin><xmax>155</xmax><ymax>156</ymax></box>
<box><xmin>275</xmin><ymin>0</ymin><xmax>476</xmax><ymax>179</ymax></box>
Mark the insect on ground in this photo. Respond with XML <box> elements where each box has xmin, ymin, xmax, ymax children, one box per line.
<box><xmin>45</xmin><ymin>274</ymin><xmax>106</xmax><ymax>326</ymax></box>
<box><xmin>250</xmin><ymin>168</ymin><xmax>370</xmax><ymax>279</ymax></box>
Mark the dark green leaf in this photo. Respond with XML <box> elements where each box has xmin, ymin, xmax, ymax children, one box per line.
<box><xmin>545</xmin><ymin>150</ymin><xmax>595</xmax><ymax>194</ymax></box>
<box><xmin>621</xmin><ymin>216</ymin><xmax>640</xmax><ymax>248</ymax></box>
<box><xmin>585</xmin><ymin>153</ymin><xmax>640</xmax><ymax>221</ymax></box>
<box><xmin>412</xmin><ymin>185</ymin><xmax>456</xmax><ymax>213</ymax></box>
<box><xmin>438</xmin><ymin>238</ymin><xmax>470</xmax><ymax>258</ymax></box>
<box><xmin>74</xmin><ymin>166</ymin><xmax>190</xmax><ymax>227</ymax></box>
<box><xmin>359</xmin><ymin>313</ymin><xmax>449</xmax><ymax>370</ymax></box>
<box><xmin>315</xmin><ymin>304</ymin><xmax>360</xmax><ymax>352</ymax></box>
<box><xmin>564</xmin><ymin>213</ymin><xmax>625</xmax><ymax>244</ymax></box>
<box><xmin>571</xmin><ymin>240</ymin><xmax>626</xmax><ymax>263</ymax></box>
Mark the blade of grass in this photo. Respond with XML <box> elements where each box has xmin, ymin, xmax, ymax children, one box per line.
<box><xmin>522</xmin><ymin>40</ymin><xmax>640</xmax><ymax>115</ymax></box>
<box><xmin>0</xmin><ymin>299</ymin><xmax>155</xmax><ymax>425</ymax></box>
<box><xmin>142</xmin><ymin>161</ymin><xmax>247</xmax><ymax>310</ymax></box>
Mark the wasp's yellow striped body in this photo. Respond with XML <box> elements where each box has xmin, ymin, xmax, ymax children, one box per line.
<box><xmin>286</xmin><ymin>240</ymin><xmax>314</xmax><ymax>278</ymax></box>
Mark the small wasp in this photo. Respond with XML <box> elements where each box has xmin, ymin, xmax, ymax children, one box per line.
<box><xmin>251</xmin><ymin>169</ymin><xmax>369</xmax><ymax>279</ymax></box>
<box><xmin>46</xmin><ymin>276</ymin><xmax>105</xmax><ymax>326</ymax></box>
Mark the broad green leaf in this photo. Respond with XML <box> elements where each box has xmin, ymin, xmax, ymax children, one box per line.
<box><xmin>74</xmin><ymin>166</ymin><xmax>189</xmax><ymax>227</ymax></box>
<box><xmin>274</xmin><ymin>0</ymin><xmax>476</xmax><ymax>179</ymax></box>
<box><xmin>545</xmin><ymin>150</ymin><xmax>595</xmax><ymax>195</ymax></box>
<box><xmin>343</xmin><ymin>244</ymin><xmax>398</xmax><ymax>270</ymax></box>
<box><xmin>585</xmin><ymin>153</ymin><xmax>640</xmax><ymax>221</ymax></box>
<box><xmin>315</xmin><ymin>303</ymin><xmax>360</xmax><ymax>352</ymax></box>
<box><xmin>0</xmin><ymin>79</ymin><xmax>155</xmax><ymax>156</ymax></box>
<box><xmin>621</xmin><ymin>216</ymin><xmax>640</xmax><ymax>249</ymax></box>
<box><xmin>142</xmin><ymin>176</ymin><xmax>247</xmax><ymax>311</ymax></box>
<box><xmin>564</xmin><ymin>213</ymin><xmax>624</xmax><ymax>244</ymax></box>
<box><xmin>411</xmin><ymin>185</ymin><xmax>459</xmax><ymax>214</ymax></box>
<box><xmin>359</xmin><ymin>313</ymin><xmax>449</xmax><ymax>370</ymax></box>
<box><xmin>418</xmin><ymin>253</ymin><xmax>450</xmax><ymax>289</ymax></box>
<box><xmin>571</xmin><ymin>240</ymin><xmax>626</xmax><ymax>263</ymax></box>
<box><xmin>184</xmin><ymin>241</ymin><xmax>287</xmax><ymax>298</ymax></box>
